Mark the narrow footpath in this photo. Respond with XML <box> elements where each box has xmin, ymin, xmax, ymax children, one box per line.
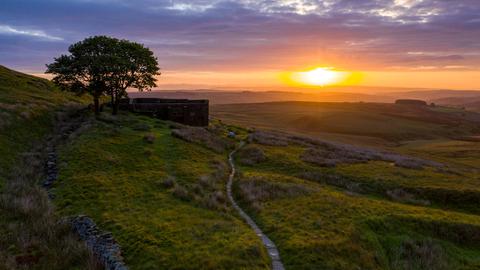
<box><xmin>227</xmin><ymin>143</ymin><xmax>285</xmax><ymax>270</ymax></box>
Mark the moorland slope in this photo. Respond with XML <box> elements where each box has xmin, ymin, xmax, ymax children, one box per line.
<box><xmin>0</xmin><ymin>65</ymin><xmax>97</xmax><ymax>268</ymax></box>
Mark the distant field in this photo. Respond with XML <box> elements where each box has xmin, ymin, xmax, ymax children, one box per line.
<box><xmin>212</xmin><ymin>101</ymin><xmax>480</xmax><ymax>146</ymax></box>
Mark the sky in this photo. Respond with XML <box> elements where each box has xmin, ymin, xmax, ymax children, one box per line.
<box><xmin>1</xmin><ymin>0</ymin><xmax>480</xmax><ymax>90</ymax></box>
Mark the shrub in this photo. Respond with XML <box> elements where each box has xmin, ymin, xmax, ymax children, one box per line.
<box><xmin>238</xmin><ymin>177</ymin><xmax>312</xmax><ymax>208</ymax></box>
<box><xmin>161</xmin><ymin>176</ymin><xmax>176</xmax><ymax>188</ymax></box>
<box><xmin>299</xmin><ymin>171</ymin><xmax>369</xmax><ymax>194</ymax></box>
<box><xmin>248</xmin><ymin>131</ymin><xmax>289</xmax><ymax>146</ymax></box>
<box><xmin>210</xmin><ymin>160</ymin><xmax>228</xmax><ymax>180</ymax></box>
<box><xmin>96</xmin><ymin>113</ymin><xmax>119</xmax><ymax>124</ymax></box>
<box><xmin>300</xmin><ymin>148</ymin><xmax>338</xmax><ymax>167</ymax></box>
<box><xmin>131</xmin><ymin>123</ymin><xmax>151</xmax><ymax>131</ymax></box>
<box><xmin>392</xmin><ymin>238</ymin><xmax>448</xmax><ymax>270</ymax></box>
<box><xmin>254</xmin><ymin>130</ymin><xmax>443</xmax><ymax>169</ymax></box>
<box><xmin>144</xmin><ymin>149</ymin><xmax>153</xmax><ymax>156</ymax></box>
<box><xmin>213</xmin><ymin>190</ymin><xmax>226</xmax><ymax>203</ymax></box>
<box><xmin>237</xmin><ymin>146</ymin><xmax>266</xmax><ymax>165</ymax></box>
<box><xmin>171</xmin><ymin>126</ymin><xmax>233</xmax><ymax>153</ymax></box>
<box><xmin>143</xmin><ymin>133</ymin><xmax>156</xmax><ymax>144</ymax></box>
<box><xmin>172</xmin><ymin>184</ymin><xmax>190</xmax><ymax>201</ymax></box>
<box><xmin>386</xmin><ymin>188</ymin><xmax>431</xmax><ymax>206</ymax></box>
<box><xmin>198</xmin><ymin>175</ymin><xmax>214</xmax><ymax>189</ymax></box>
<box><xmin>394</xmin><ymin>159</ymin><xmax>424</xmax><ymax>170</ymax></box>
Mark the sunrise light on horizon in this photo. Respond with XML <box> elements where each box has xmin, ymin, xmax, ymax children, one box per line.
<box><xmin>1</xmin><ymin>0</ymin><xmax>480</xmax><ymax>90</ymax></box>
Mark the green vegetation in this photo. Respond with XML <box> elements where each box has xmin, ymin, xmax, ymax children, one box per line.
<box><xmin>0</xmin><ymin>66</ymin><xmax>97</xmax><ymax>269</ymax></box>
<box><xmin>54</xmin><ymin>113</ymin><xmax>270</xmax><ymax>269</ymax></box>
<box><xmin>54</xmin><ymin>104</ymin><xmax>480</xmax><ymax>269</ymax></box>
<box><xmin>395</xmin><ymin>139</ymin><xmax>480</xmax><ymax>170</ymax></box>
<box><xmin>211</xmin><ymin>101</ymin><xmax>480</xmax><ymax>269</ymax></box>
<box><xmin>234</xmin><ymin>139</ymin><xmax>480</xmax><ymax>269</ymax></box>
<box><xmin>0</xmin><ymin>65</ymin><xmax>87</xmax><ymax>187</ymax></box>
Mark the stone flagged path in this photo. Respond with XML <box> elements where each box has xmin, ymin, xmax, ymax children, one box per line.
<box><xmin>227</xmin><ymin>143</ymin><xmax>285</xmax><ymax>270</ymax></box>
<box><xmin>71</xmin><ymin>216</ymin><xmax>128</xmax><ymax>270</ymax></box>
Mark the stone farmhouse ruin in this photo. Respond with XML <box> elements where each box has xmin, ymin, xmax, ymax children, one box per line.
<box><xmin>120</xmin><ymin>98</ymin><xmax>209</xmax><ymax>126</ymax></box>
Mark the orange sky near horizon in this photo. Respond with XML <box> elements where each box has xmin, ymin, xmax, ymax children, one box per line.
<box><xmin>137</xmin><ymin>69</ymin><xmax>480</xmax><ymax>91</ymax></box>
<box><xmin>32</xmin><ymin>68</ymin><xmax>480</xmax><ymax>91</ymax></box>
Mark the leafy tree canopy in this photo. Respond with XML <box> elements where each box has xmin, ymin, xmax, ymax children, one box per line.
<box><xmin>46</xmin><ymin>36</ymin><xmax>160</xmax><ymax>114</ymax></box>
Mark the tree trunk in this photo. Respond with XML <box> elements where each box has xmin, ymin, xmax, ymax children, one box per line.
<box><xmin>110</xmin><ymin>91</ymin><xmax>115</xmax><ymax>114</ymax></box>
<box><xmin>112</xmin><ymin>88</ymin><xmax>124</xmax><ymax>115</ymax></box>
<box><xmin>113</xmin><ymin>98</ymin><xmax>120</xmax><ymax>115</ymax></box>
<box><xmin>93</xmin><ymin>95</ymin><xmax>100</xmax><ymax>116</ymax></box>
<box><xmin>112</xmin><ymin>89</ymin><xmax>118</xmax><ymax>115</ymax></box>
<box><xmin>110</xmin><ymin>90</ymin><xmax>117</xmax><ymax>115</ymax></box>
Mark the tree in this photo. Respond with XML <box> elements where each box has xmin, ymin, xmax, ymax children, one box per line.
<box><xmin>46</xmin><ymin>36</ymin><xmax>160</xmax><ymax>115</ymax></box>
<box><xmin>105</xmin><ymin>39</ymin><xmax>160</xmax><ymax>114</ymax></box>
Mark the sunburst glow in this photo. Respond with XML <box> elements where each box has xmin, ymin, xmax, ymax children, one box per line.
<box><xmin>285</xmin><ymin>67</ymin><xmax>351</xmax><ymax>87</ymax></box>
<box><xmin>299</xmin><ymin>67</ymin><xmax>342</xmax><ymax>86</ymax></box>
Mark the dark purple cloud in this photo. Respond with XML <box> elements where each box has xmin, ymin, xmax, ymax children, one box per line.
<box><xmin>1</xmin><ymin>0</ymin><xmax>479</xmax><ymax>72</ymax></box>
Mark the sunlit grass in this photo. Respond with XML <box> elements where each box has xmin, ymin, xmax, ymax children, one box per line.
<box><xmin>54</xmin><ymin>113</ymin><xmax>270</xmax><ymax>269</ymax></box>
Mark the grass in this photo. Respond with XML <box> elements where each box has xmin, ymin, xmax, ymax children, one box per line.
<box><xmin>233</xmin><ymin>170</ymin><xmax>480</xmax><ymax>269</ymax></box>
<box><xmin>54</xmin><ymin>112</ymin><xmax>270</xmax><ymax>269</ymax></box>
<box><xmin>237</xmin><ymin>133</ymin><xmax>480</xmax><ymax>212</ymax></box>
<box><xmin>0</xmin><ymin>65</ymin><xmax>88</xmax><ymax>187</ymax></box>
<box><xmin>0</xmin><ymin>138</ymin><xmax>99</xmax><ymax>269</ymax></box>
<box><xmin>230</xmin><ymin>127</ymin><xmax>480</xmax><ymax>269</ymax></box>
<box><xmin>0</xmin><ymin>65</ymin><xmax>99</xmax><ymax>269</ymax></box>
<box><xmin>395</xmin><ymin>139</ymin><xmax>480</xmax><ymax>170</ymax></box>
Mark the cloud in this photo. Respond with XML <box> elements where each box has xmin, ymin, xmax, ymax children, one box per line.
<box><xmin>0</xmin><ymin>24</ymin><xmax>63</xmax><ymax>41</ymax></box>
<box><xmin>0</xmin><ymin>0</ymin><xmax>479</xmax><ymax>73</ymax></box>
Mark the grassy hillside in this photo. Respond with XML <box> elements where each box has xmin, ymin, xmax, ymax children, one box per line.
<box><xmin>53</xmin><ymin>113</ymin><xmax>270</xmax><ymax>269</ymax></box>
<box><xmin>0</xmin><ymin>66</ymin><xmax>97</xmax><ymax>268</ymax></box>
<box><xmin>0</xmin><ymin>65</ymin><xmax>87</xmax><ymax>187</ymax></box>
<box><xmin>211</xmin><ymin>102</ymin><xmax>480</xmax><ymax>146</ymax></box>
<box><xmin>233</xmin><ymin>131</ymin><xmax>480</xmax><ymax>269</ymax></box>
<box><xmin>53</xmin><ymin>105</ymin><xmax>480</xmax><ymax>269</ymax></box>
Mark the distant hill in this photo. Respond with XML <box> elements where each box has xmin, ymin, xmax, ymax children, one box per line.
<box><xmin>388</xmin><ymin>89</ymin><xmax>480</xmax><ymax>100</ymax></box>
<box><xmin>129</xmin><ymin>88</ymin><xmax>480</xmax><ymax>106</ymax></box>
<box><xmin>212</xmin><ymin>101</ymin><xmax>480</xmax><ymax>146</ymax></box>
<box><xmin>128</xmin><ymin>89</ymin><xmax>395</xmax><ymax>104</ymax></box>
<box><xmin>429</xmin><ymin>96</ymin><xmax>480</xmax><ymax>112</ymax></box>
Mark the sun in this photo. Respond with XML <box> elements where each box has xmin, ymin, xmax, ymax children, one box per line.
<box><xmin>280</xmin><ymin>67</ymin><xmax>362</xmax><ymax>87</ymax></box>
<box><xmin>297</xmin><ymin>67</ymin><xmax>344</xmax><ymax>86</ymax></box>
